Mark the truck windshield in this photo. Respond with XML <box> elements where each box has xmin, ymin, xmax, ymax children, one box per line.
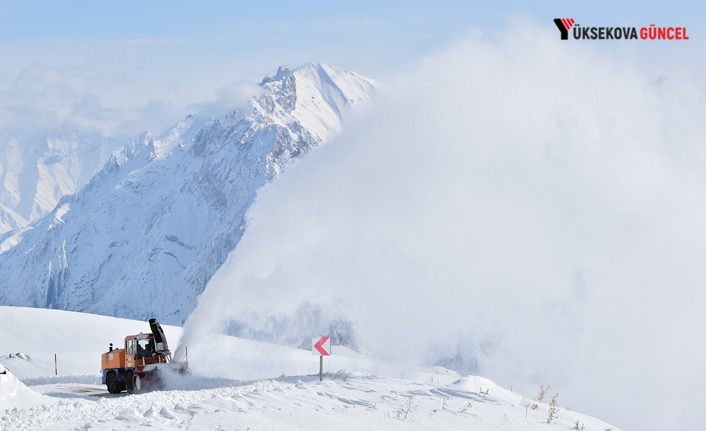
<box><xmin>135</xmin><ymin>338</ymin><xmax>155</xmax><ymax>358</ymax></box>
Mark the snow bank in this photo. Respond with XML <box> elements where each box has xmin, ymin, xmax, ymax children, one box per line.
<box><xmin>0</xmin><ymin>363</ymin><xmax>53</xmax><ymax>410</ymax></box>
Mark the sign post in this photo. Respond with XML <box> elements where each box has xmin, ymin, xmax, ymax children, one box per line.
<box><xmin>312</xmin><ymin>336</ymin><xmax>331</xmax><ymax>381</ymax></box>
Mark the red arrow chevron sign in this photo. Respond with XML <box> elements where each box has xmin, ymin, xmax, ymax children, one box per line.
<box><xmin>312</xmin><ymin>336</ymin><xmax>331</xmax><ymax>356</ymax></box>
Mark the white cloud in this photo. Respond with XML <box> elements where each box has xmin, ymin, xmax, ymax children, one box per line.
<box><xmin>181</xmin><ymin>21</ymin><xmax>706</xmax><ymax>431</ymax></box>
<box><xmin>0</xmin><ymin>60</ymin><xmax>265</xmax><ymax>141</ymax></box>
<box><xmin>0</xmin><ymin>63</ymin><xmax>170</xmax><ymax>135</ymax></box>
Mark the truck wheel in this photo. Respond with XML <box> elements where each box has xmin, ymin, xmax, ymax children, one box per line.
<box><xmin>106</xmin><ymin>371</ymin><xmax>121</xmax><ymax>394</ymax></box>
<box><xmin>125</xmin><ymin>370</ymin><xmax>136</xmax><ymax>394</ymax></box>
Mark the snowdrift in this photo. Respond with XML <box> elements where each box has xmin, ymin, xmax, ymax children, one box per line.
<box><xmin>0</xmin><ymin>363</ymin><xmax>53</xmax><ymax>410</ymax></box>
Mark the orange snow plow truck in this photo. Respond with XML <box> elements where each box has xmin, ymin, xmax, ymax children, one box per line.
<box><xmin>100</xmin><ymin>318</ymin><xmax>189</xmax><ymax>394</ymax></box>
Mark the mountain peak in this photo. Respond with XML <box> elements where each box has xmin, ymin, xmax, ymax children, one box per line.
<box><xmin>0</xmin><ymin>64</ymin><xmax>376</xmax><ymax>324</ymax></box>
<box><xmin>260</xmin><ymin>65</ymin><xmax>292</xmax><ymax>85</ymax></box>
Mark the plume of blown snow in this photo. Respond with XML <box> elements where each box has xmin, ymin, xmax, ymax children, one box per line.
<box><xmin>179</xmin><ymin>20</ymin><xmax>706</xmax><ymax>431</ymax></box>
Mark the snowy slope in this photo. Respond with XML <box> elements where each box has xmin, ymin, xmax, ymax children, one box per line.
<box><xmin>0</xmin><ymin>306</ymin><xmax>620</xmax><ymax>431</ymax></box>
<box><xmin>0</xmin><ymin>127</ymin><xmax>120</xmax><ymax>234</ymax></box>
<box><xmin>0</xmin><ymin>64</ymin><xmax>376</xmax><ymax>324</ymax></box>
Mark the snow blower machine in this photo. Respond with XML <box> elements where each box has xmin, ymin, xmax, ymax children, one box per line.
<box><xmin>100</xmin><ymin>318</ymin><xmax>189</xmax><ymax>394</ymax></box>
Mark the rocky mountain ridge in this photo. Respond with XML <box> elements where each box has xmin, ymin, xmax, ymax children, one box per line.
<box><xmin>0</xmin><ymin>63</ymin><xmax>376</xmax><ymax>324</ymax></box>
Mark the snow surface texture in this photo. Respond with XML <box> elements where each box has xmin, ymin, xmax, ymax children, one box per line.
<box><xmin>0</xmin><ymin>127</ymin><xmax>120</xmax><ymax>234</ymax></box>
<box><xmin>0</xmin><ymin>63</ymin><xmax>375</xmax><ymax>324</ymax></box>
<box><xmin>0</xmin><ymin>306</ymin><xmax>619</xmax><ymax>430</ymax></box>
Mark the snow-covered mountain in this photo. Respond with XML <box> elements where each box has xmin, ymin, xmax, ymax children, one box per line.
<box><xmin>0</xmin><ymin>63</ymin><xmax>376</xmax><ymax>324</ymax></box>
<box><xmin>0</xmin><ymin>127</ymin><xmax>120</xmax><ymax>233</ymax></box>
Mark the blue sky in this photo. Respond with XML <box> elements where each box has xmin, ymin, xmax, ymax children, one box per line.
<box><xmin>0</xmin><ymin>1</ymin><xmax>703</xmax><ymax>133</ymax></box>
<box><xmin>2</xmin><ymin>1</ymin><xmax>702</xmax><ymax>73</ymax></box>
